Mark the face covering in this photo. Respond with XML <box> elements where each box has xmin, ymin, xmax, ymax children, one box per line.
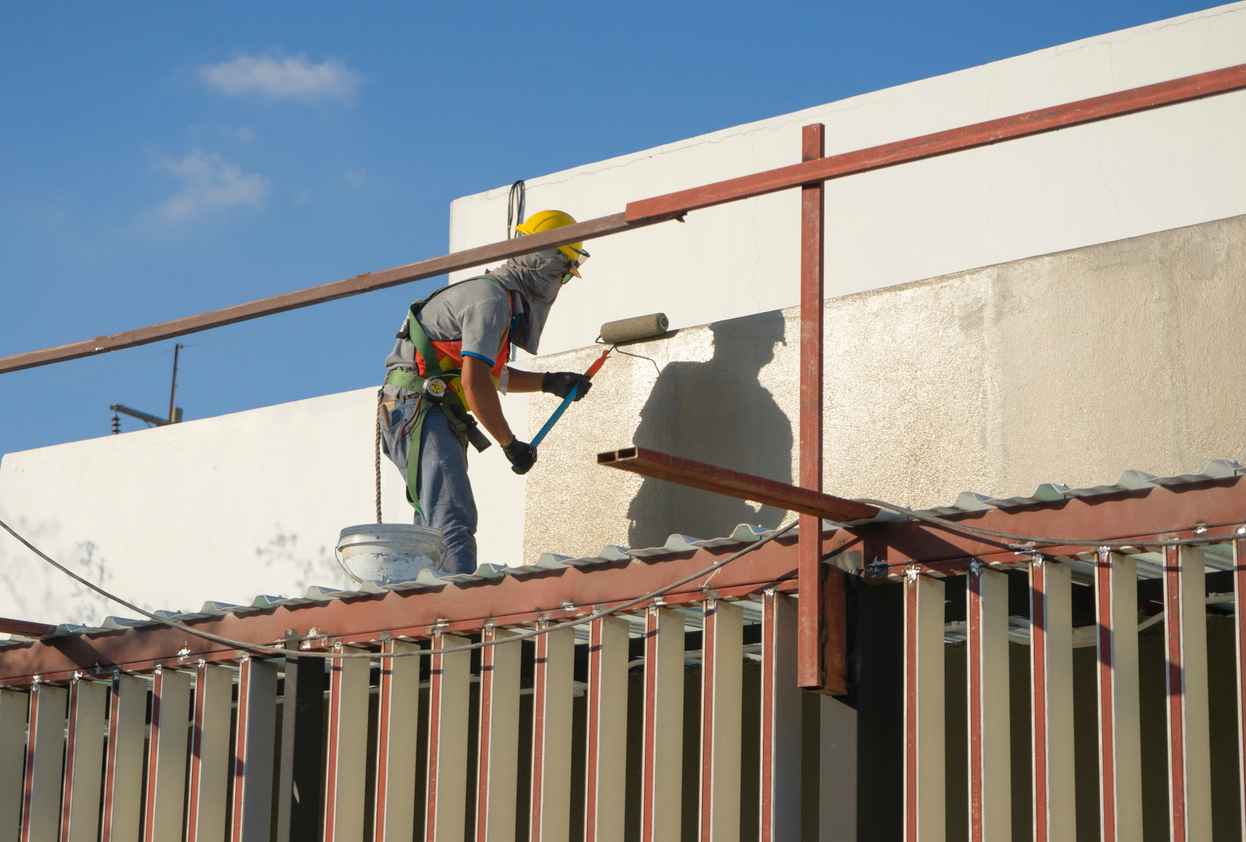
<box><xmin>486</xmin><ymin>248</ymin><xmax>570</xmax><ymax>354</ymax></box>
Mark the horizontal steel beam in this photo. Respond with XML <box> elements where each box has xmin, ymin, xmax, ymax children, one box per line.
<box><xmin>0</xmin><ymin>214</ymin><xmax>642</xmax><ymax>374</ymax></box>
<box><xmin>597</xmin><ymin>447</ymin><xmax>879</xmax><ymax>522</ymax></box>
<box><xmin>3</xmin><ymin>63</ymin><xmax>1244</xmax><ymax>376</ymax></box>
<box><xmin>625</xmin><ymin>62</ymin><xmax>1246</xmax><ymax>222</ymax></box>
<box><xmin>0</xmin><ymin>616</ymin><xmax>54</xmax><ymax>638</ymax></box>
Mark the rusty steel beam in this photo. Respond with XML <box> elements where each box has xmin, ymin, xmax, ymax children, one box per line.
<box><xmin>0</xmin><ymin>617</ymin><xmax>54</xmax><ymax>639</ymax></box>
<box><xmin>798</xmin><ymin>122</ymin><xmax>827</xmax><ymax>691</ymax></box>
<box><xmin>597</xmin><ymin>446</ymin><xmax>878</xmax><ymax>522</ymax></box>
<box><xmin>626</xmin><ymin>62</ymin><xmax>1246</xmax><ymax>222</ymax></box>
<box><xmin>0</xmin><ymin>213</ymin><xmax>641</xmax><ymax>375</ymax></box>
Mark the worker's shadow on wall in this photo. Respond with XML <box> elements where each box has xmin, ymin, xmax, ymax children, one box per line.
<box><xmin>627</xmin><ymin>310</ymin><xmax>792</xmax><ymax>548</ymax></box>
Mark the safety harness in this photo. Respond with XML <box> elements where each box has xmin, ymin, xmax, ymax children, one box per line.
<box><xmin>383</xmin><ymin>284</ymin><xmax>497</xmax><ymax>511</ymax></box>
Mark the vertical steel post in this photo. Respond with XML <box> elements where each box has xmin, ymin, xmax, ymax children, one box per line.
<box><xmin>19</xmin><ymin>684</ymin><xmax>67</xmax><ymax>842</ymax></box>
<box><xmin>699</xmin><ymin>599</ymin><xmax>743</xmax><ymax>842</ymax></box>
<box><xmin>475</xmin><ymin>627</ymin><xmax>521</xmax><ymax>842</ymax></box>
<box><xmin>373</xmin><ymin>640</ymin><xmax>420</xmax><ymax>842</ymax></box>
<box><xmin>529</xmin><ymin>624</ymin><xmax>573</xmax><ymax>842</ymax></box>
<box><xmin>0</xmin><ymin>689</ymin><xmax>27</xmax><ymax>842</ymax></box>
<box><xmin>903</xmin><ymin>570</ymin><xmax>944</xmax><ymax>842</ymax></box>
<box><xmin>797</xmin><ymin>121</ymin><xmax>827</xmax><ymax>690</ymax></box>
<box><xmin>186</xmin><ymin>663</ymin><xmax>232</xmax><ymax>842</ymax></box>
<box><xmin>230</xmin><ymin>658</ymin><xmax>278</xmax><ymax>842</ymax></box>
<box><xmin>759</xmin><ymin>591</ymin><xmax>801</xmax><ymax>842</ymax></box>
<box><xmin>640</xmin><ymin>606</ymin><xmax>684</xmax><ymax>842</ymax></box>
<box><xmin>1164</xmin><ymin>545</ymin><xmax>1212</xmax><ymax>842</ymax></box>
<box><xmin>1235</xmin><ymin>536</ymin><xmax>1246</xmax><ymax>842</ymax></box>
<box><xmin>143</xmin><ymin>668</ymin><xmax>192</xmax><ymax>842</ymax></box>
<box><xmin>1030</xmin><ymin>559</ymin><xmax>1075</xmax><ymax>842</ymax></box>
<box><xmin>583</xmin><ymin>616</ymin><xmax>628</xmax><ymax>842</ymax></box>
<box><xmin>966</xmin><ymin>564</ymin><xmax>1009</xmax><ymax>842</ymax></box>
<box><xmin>424</xmin><ymin>631</ymin><xmax>470</xmax><ymax>842</ymax></box>
<box><xmin>1095</xmin><ymin>549</ymin><xmax>1142</xmax><ymax>842</ymax></box>
<box><xmin>100</xmin><ymin>674</ymin><xmax>147</xmax><ymax>842</ymax></box>
<box><xmin>323</xmin><ymin>644</ymin><xmax>369</xmax><ymax>842</ymax></box>
<box><xmin>59</xmin><ymin>679</ymin><xmax>106</xmax><ymax>842</ymax></box>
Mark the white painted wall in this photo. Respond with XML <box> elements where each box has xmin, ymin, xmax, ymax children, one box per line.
<box><xmin>0</xmin><ymin>388</ymin><xmax>528</xmax><ymax>624</ymax></box>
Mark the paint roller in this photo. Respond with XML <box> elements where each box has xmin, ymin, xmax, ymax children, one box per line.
<box><xmin>530</xmin><ymin>312</ymin><xmax>670</xmax><ymax>449</ymax></box>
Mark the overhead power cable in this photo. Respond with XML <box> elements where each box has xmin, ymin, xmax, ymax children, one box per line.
<box><xmin>0</xmin><ymin>516</ymin><xmax>795</xmax><ymax>663</ymax></box>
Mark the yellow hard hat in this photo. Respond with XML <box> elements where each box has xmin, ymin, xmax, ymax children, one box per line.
<box><xmin>514</xmin><ymin>209</ymin><xmax>590</xmax><ymax>277</ymax></box>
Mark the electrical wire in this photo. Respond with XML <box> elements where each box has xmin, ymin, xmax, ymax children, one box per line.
<box><xmin>0</xmin><ymin>515</ymin><xmax>795</xmax><ymax>662</ymax></box>
<box><xmin>506</xmin><ymin>180</ymin><xmax>526</xmax><ymax>240</ymax></box>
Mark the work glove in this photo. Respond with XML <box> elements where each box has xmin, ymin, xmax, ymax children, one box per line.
<box><xmin>542</xmin><ymin>371</ymin><xmax>592</xmax><ymax>401</ymax></box>
<box><xmin>503</xmin><ymin>439</ymin><xmax>538</xmax><ymax>475</ymax></box>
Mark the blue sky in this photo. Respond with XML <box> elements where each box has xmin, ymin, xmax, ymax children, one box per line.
<box><xmin>0</xmin><ymin>1</ymin><xmax>1222</xmax><ymax>457</ymax></box>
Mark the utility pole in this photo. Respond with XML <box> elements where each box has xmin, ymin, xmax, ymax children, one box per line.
<box><xmin>109</xmin><ymin>343</ymin><xmax>185</xmax><ymax>433</ymax></box>
<box><xmin>167</xmin><ymin>342</ymin><xmax>183</xmax><ymax>423</ymax></box>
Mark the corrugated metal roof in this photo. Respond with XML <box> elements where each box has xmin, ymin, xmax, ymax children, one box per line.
<box><xmin>6</xmin><ymin>458</ymin><xmax>1240</xmax><ymax>640</ymax></box>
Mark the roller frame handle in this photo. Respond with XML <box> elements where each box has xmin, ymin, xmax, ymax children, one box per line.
<box><xmin>530</xmin><ymin>348</ymin><xmax>611</xmax><ymax>450</ymax></box>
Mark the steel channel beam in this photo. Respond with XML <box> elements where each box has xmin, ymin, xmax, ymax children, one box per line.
<box><xmin>699</xmin><ymin>599</ymin><xmax>742</xmax><ymax>842</ymax></box>
<box><xmin>640</xmin><ymin>606</ymin><xmax>684</xmax><ymax>842</ymax></box>
<box><xmin>323</xmin><ymin>644</ymin><xmax>369</xmax><ymax>842</ymax></box>
<box><xmin>966</xmin><ymin>565</ymin><xmax>1009</xmax><ymax>842</ymax></box>
<box><xmin>1095</xmin><ymin>550</ymin><xmax>1142</xmax><ymax>842</ymax></box>
<box><xmin>186</xmin><ymin>663</ymin><xmax>232</xmax><ymax>842</ymax></box>
<box><xmin>759</xmin><ymin>592</ymin><xmax>801</xmax><ymax>842</ymax></box>
<box><xmin>797</xmin><ymin>122</ymin><xmax>827</xmax><ymax>691</ymax></box>
<box><xmin>0</xmin><ymin>619</ymin><xmax>53</xmax><ymax>639</ymax></box>
<box><xmin>583</xmin><ymin>616</ymin><xmax>628</xmax><ymax>842</ymax></box>
<box><xmin>142</xmin><ymin>668</ymin><xmax>192</xmax><ymax>842</ymax></box>
<box><xmin>902</xmin><ymin>571</ymin><xmax>944</xmax><ymax>842</ymax></box>
<box><xmin>1163</xmin><ymin>545</ymin><xmax>1212</xmax><ymax>842</ymax></box>
<box><xmin>597</xmin><ymin>447</ymin><xmax>877</xmax><ymax>522</ymax></box>
<box><xmin>59</xmin><ymin>679</ymin><xmax>106</xmax><ymax>842</ymax></box>
<box><xmin>626</xmin><ymin>63</ymin><xmax>1246</xmax><ymax>222</ymax></box>
<box><xmin>20</xmin><ymin>684</ymin><xmax>67</xmax><ymax>842</ymax></box>
<box><xmin>424</xmin><ymin>631</ymin><xmax>470</xmax><ymax>842</ymax></box>
<box><xmin>474</xmin><ymin>627</ymin><xmax>520</xmax><ymax>842</ymax></box>
<box><xmin>373</xmin><ymin>640</ymin><xmax>420</xmax><ymax>842</ymax></box>
<box><xmin>100</xmin><ymin>674</ymin><xmax>146</xmax><ymax>842</ymax></box>
<box><xmin>1030</xmin><ymin>560</ymin><xmax>1075</xmax><ymax>842</ymax></box>
<box><xmin>230</xmin><ymin>658</ymin><xmax>278</xmax><ymax>842</ymax></box>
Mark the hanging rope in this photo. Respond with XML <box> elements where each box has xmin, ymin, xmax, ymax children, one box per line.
<box><xmin>375</xmin><ymin>391</ymin><xmax>385</xmax><ymax>524</ymax></box>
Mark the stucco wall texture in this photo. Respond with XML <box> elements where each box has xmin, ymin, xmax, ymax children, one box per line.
<box><xmin>521</xmin><ymin>213</ymin><xmax>1246</xmax><ymax>562</ymax></box>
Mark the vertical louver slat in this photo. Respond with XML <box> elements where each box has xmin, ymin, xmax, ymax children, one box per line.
<box><xmin>424</xmin><ymin>631</ymin><xmax>470</xmax><ymax>842</ymax></box>
<box><xmin>230</xmin><ymin>658</ymin><xmax>278</xmax><ymax>842</ymax></box>
<box><xmin>186</xmin><ymin>663</ymin><xmax>232</xmax><ymax>842</ymax></box>
<box><xmin>1164</xmin><ymin>545</ymin><xmax>1212</xmax><ymax>842</ymax></box>
<box><xmin>322</xmin><ymin>645</ymin><xmax>369</xmax><ymax>842</ymax></box>
<box><xmin>1095</xmin><ymin>550</ymin><xmax>1142</xmax><ymax>842</ymax></box>
<box><xmin>142</xmin><ymin>669</ymin><xmax>191</xmax><ymax>842</ymax></box>
<box><xmin>59</xmin><ymin>679</ymin><xmax>106</xmax><ymax>842</ymax></box>
<box><xmin>1235</xmin><ymin>537</ymin><xmax>1246</xmax><ymax>842</ymax></box>
<box><xmin>903</xmin><ymin>571</ymin><xmax>945</xmax><ymax>842</ymax></box>
<box><xmin>19</xmin><ymin>684</ymin><xmax>67</xmax><ymax>842</ymax></box>
<box><xmin>373</xmin><ymin>641</ymin><xmax>420</xmax><ymax>842</ymax></box>
<box><xmin>100</xmin><ymin>674</ymin><xmax>147</xmax><ymax>842</ymax></box>
<box><xmin>275</xmin><ymin>653</ymin><xmax>326</xmax><ymax>842</ymax></box>
<box><xmin>583</xmin><ymin>617</ymin><xmax>628</xmax><ymax>842</ymax></box>
<box><xmin>966</xmin><ymin>565</ymin><xmax>1009</xmax><ymax>842</ymax></box>
<box><xmin>699</xmin><ymin>599</ymin><xmax>742</xmax><ymax>842</ymax></box>
<box><xmin>1</xmin><ymin>689</ymin><xmax>28</xmax><ymax>842</ymax></box>
<box><xmin>640</xmin><ymin>606</ymin><xmax>684</xmax><ymax>842</ymax></box>
<box><xmin>475</xmin><ymin>627</ymin><xmax>520</xmax><ymax>842</ymax></box>
<box><xmin>759</xmin><ymin>591</ymin><xmax>800</xmax><ymax>842</ymax></box>
<box><xmin>529</xmin><ymin>624</ymin><xmax>573</xmax><ymax>842</ymax></box>
<box><xmin>1030</xmin><ymin>560</ymin><xmax>1075</xmax><ymax>842</ymax></box>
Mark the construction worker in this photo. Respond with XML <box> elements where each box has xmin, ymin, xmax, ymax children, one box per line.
<box><xmin>379</xmin><ymin>210</ymin><xmax>593</xmax><ymax>574</ymax></box>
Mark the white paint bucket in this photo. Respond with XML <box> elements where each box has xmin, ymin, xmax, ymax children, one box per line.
<box><xmin>336</xmin><ymin>523</ymin><xmax>444</xmax><ymax>585</ymax></box>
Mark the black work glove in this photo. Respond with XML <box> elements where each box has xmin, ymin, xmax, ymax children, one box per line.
<box><xmin>503</xmin><ymin>439</ymin><xmax>538</xmax><ymax>475</ymax></box>
<box><xmin>542</xmin><ymin>371</ymin><xmax>592</xmax><ymax>401</ymax></box>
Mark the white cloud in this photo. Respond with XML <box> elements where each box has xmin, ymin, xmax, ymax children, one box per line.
<box><xmin>199</xmin><ymin>54</ymin><xmax>360</xmax><ymax>102</ymax></box>
<box><xmin>151</xmin><ymin>151</ymin><xmax>269</xmax><ymax>224</ymax></box>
